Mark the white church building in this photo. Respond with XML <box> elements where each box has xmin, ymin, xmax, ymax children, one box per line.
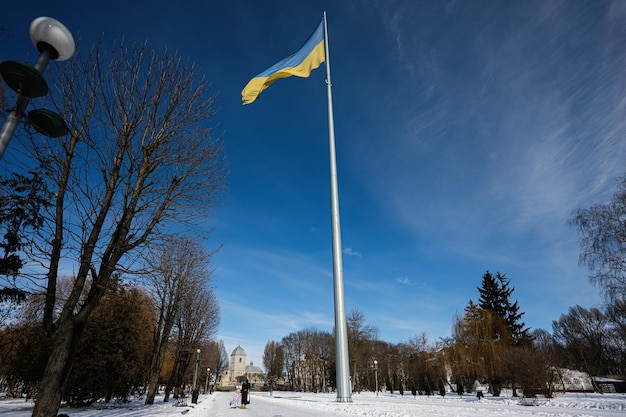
<box><xmin>218</xmin><ymin>345</ymin><xmax>264</xmax><ymax>389</ymax></box>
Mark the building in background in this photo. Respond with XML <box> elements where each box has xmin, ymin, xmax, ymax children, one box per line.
<box><xmin>219</xmin><ymin>345</ymin><xmax>264</xmax><ymax>389</ymax></box>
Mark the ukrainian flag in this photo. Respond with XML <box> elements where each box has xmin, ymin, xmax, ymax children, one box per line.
<box><xmin>242</xmin><ymin>20</ymin><xmax>325</xmax><ymax>105</ymax></box>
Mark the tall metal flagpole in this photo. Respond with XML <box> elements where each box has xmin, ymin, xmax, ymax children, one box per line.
<box><xmin>323</xmin><ymin>10</ymin><xmax>352</xmax><ymax>403</ymax></box>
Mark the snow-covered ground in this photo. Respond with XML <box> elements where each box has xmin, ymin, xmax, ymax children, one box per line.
<box><xmin>1</xmin><ymin>390</ymin><xmax>624</xmax><ymax>417</ymax></box>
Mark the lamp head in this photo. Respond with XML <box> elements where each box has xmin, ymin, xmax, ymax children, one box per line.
<box><xmin>29</xmin><ymin>17</ymin><xmax>75</xmax><ymax>61</ymax></box>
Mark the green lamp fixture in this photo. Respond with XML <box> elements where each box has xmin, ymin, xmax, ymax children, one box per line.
<box><xmin>0</xmin><ymin>17</ymin><xmax>75</xmax><ymax>159</ymax></box>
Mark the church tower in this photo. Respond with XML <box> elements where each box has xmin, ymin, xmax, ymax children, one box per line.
<box><xmin>229</xmin><ymin>345</ymin><xmax>247</xmax><ymax>384</ymax></box>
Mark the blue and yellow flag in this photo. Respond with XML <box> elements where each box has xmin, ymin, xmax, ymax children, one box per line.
<box><xmin>242</xmin><ymin>21</ymin><xmax>325</xmax><ymax>105</ymax></box>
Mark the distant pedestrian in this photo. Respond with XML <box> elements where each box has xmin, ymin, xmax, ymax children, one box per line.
<box><xmin>241</xmin><ymin>377</ymin><xmax>251</xmax><ymax>409</ymax></box>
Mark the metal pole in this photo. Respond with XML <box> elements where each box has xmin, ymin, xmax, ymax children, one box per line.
<box><xmin>0</xmin><ymin>49</ymin><xmax>52</xmax><ymax>160</ymax></box>
<box><xmin>191</xmin><ymin>349</ymin><xmax>201</xmax><ymax>403</ymax></box>
<box><xmin>374</xmin><ymin>360</ymin><xmax>378</xmax><ymax>396</ymax></box>
<box><xmin>323</xmin><ymin>10</ymin><xmax>352</xmax><ymax>403</ymax></box>
<box><xmin>205</xmin><ymin>368</ymin><xmax>210</xmax><ymax>394</ymax></box>
<box><xmin>193</xmin><ymin>349</ymin><xmax>200</xmax><ymax>389</ymax></box>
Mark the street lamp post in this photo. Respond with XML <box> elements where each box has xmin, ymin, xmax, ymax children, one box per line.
<box><xmin>192</xmin><ymin>349</ymin><xmax>200</xmax><ymax>404</ymax></box>
<box><xmin>373</xmin><ymin>360</ymin><xmax>378</xmax><ymax>397</ymax></box>
<box><xmin>205</xmin><ymin>367</ymin><xmax>210</xmax><ymax>394</ymax></box>
<box><xmin>0</xmin><ymin>17</ymin><xmax>75</xmax><ymax>160</ymax></box>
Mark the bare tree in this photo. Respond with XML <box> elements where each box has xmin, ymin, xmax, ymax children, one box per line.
<box><xmin>163</xmin><ymin>280</ymin><xmax>219</xmax><ymax>401</ymax></box>
<box><xmin>263</xmin><ymin>340</ymin><xmax>285</xmax><ymax>378</ymax></box>
<box><xmin>552</xmin><ymin>305</ymin><xmax>610</xmax><ymax>386</ymax></box>
<box><xmin>347</xmin><ymin>309</ymin><xmax>378</xmax><ymax>393</ymax></box>
<box><xmin>399</xmin><ymin>333</ymin><xmax>433</xmax><ymax>396</ymax></box>
<box><xmin>143</xmin><ymin>236</ymin><xmax>217</xmax><ymax>404</ymax></box>
<box><xmin>281</xmin><ymin>331</ymin><xmax>305</xmax><ymax>390</ymax></box>
<box><xmin>570</xmin><ymin>176</ymin><xmax>626</xmax><ymax>301</ymax></box>
<box><xmin>7</xmin><ymin>36</ymin><xmax>227</xmax><ymax>417</ymax></box>
<box><xmin>605</xmin><ymin>299</ymin><xmax>626</xmax><ymax>375</ymax></box>
<box><xmin>263</xmin><ymin>340</ymin><xmax>284</xmax><ymax>394</ymax></box>
<box><xmin>202</xmin><ymin>339</ymin><xmax>228</xmax><ymax>387</ymax></box>
<box><xmin>280</xmin><ymin>328</ymin><xmax>334</xmax><ymax>393</ymax></box>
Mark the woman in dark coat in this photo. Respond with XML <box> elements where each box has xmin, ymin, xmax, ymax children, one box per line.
<box><xmin>241</xmin><ymin>377</ymin><xmax>251</xmax><ymax>408</ymax></box>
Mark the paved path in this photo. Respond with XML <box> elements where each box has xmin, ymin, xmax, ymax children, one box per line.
<box><xmin>201</xmin><ymin>391</ymin><xmax>332</xmax><ymax>417</ymax></box>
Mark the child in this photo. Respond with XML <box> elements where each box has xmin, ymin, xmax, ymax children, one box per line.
<box><xmin>229</xmin><ymin>388</ymin><xmax>241</xmax><ymax>408</ymax></box>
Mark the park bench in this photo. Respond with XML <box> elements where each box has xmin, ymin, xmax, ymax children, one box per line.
<box><xmin>173</xmin><ymin>387</ymin><xmax>187</xmax><ymax>406</ymax></box>
<box><xmin>519</xmin><ymin>388</ymin><xmax>552</xmax><ymax>406</ymax></box>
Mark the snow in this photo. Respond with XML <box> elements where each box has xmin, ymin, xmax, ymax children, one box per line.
<box><xmin>1</xmin><ymin>391</ymin><xmax>625</xmax><ymax>417</ymax></box>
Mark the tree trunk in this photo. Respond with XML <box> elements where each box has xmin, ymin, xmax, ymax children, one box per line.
<box><xmin>31</xmin><ymin>319</ymin><xmax>85</xmax><ymax>417</ymax></box>
<box><xmin>161</xmin><ymin>356</ymin><xmax>181</xmax><ymax>404</ymax></box>
<box><xmin>163</xmin><ymin>385</ymin><xmax>172</xmax><ymax>403</ymax></box>
<box><xmin>144</xmin><ymin>364</ymin><xmax>162</xmax><ymax>405</ymax></box>
<box><xmin>144</xmin><ymin>330</ymin><xmax>175</xmax><ymax>405</ymax></box>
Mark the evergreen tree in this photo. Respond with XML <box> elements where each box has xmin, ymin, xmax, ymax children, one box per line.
<box><xmin>64</xmin><ymin>283</ymin><xmax>153</xmax><ymax>405</ymax></box>
<box><xmin>463</xmin><ymin>300</ymin><xmax>481</xmax><ymax>323</ymax></box>
<box><xmin>477</xmin><ymin>271</ymin><xmax>530</xmax><ymax>345</ymax></box>
<box><xmin>477</xmin><ymin>272</ymin><xmax>504</xmax><ymax>316</ymax></box>
<box><xmin>0</xmin><ymin>168</ymin><xmax>51</xmax><ymax>303</ymax></box>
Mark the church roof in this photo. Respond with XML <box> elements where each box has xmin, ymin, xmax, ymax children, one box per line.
<box><xmin>231</xmin><ymin>345</ymin><xmax>246</xmax><ymax>356</ymax></box>
<box><xmin>246</xmin><ymin>363</ymin><xmax>263</xmax><ymax>373</ymax></box>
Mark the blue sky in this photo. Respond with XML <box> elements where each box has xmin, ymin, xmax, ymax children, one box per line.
<box><xmin>3</xmin><ymin>1</ymin><xmax>626</xmax><ymax>368</ymax></box>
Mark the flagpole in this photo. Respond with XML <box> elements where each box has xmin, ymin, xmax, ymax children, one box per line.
<box><xmin>323</xmin><ymin>10</ymin><xmax>352</xmax><ymax>403</ymax></box>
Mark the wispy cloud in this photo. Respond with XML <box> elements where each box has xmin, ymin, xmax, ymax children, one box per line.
<box><xmin>395</xmin><ymin>276</ymin><xmax>413</xmax><ymax>286</ymax></box>
<box><xmin>341</xmin><ymin>1</ymin><xmax>612</xmax><ymax>335</ymax></box>
<box><xmin>343</xmin><ymin>247</ymin><xmax>362</xmax><ymax>257</ymax></box>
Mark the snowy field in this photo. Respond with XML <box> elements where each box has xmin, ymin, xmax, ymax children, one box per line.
<box><xmin>1</xmin><ymin>390</ymin><xmax>625</xmax><ymax>417</ymax></box>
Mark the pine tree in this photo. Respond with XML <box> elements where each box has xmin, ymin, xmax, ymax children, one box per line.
<box><xmin>477</xmin><ymin>271</ymin><xmax>530</xmax><ymax>345</ymax></box>
<box><xmin>477</xmin><ymin>271</ymin><xmax>503</xmax><ymax>315</ymax></box>
<box><xmin>0</xmin><ymin>169</ymin><xmax>51</xmax><ymax>303</ymax></box>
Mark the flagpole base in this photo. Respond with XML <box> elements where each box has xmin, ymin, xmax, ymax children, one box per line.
<box><xmin>336</xmin><ymin>396</ymin><xmax>353</xmax><ymax>403</ymax></box>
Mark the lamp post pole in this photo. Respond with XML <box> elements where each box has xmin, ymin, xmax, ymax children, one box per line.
<box><xmin>373</xmin><ymin>360</ymin><xmax>378</xmax><ymax>397</ymax></box>
<box><xmin>205</xmin><ymin>368</ymin><xmax>210</xmax><ymax>394</ymax></box>
<box><xmin>192</xmin><ymin>349</ymin><xmax>200</xmax><ymax>403</ymax></box>
<box><xmin>0</xmin><ymin>17</ymin><xmax>75</xmax><ymax>160</ymax></box>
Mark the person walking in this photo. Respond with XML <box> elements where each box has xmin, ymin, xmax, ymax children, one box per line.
<box><xmin>240</xmin><ymin>377</ymin><xmax>251</xmax><ymax>409</ymax></box>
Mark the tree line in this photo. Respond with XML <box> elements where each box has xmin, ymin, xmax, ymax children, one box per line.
<box><xmin>0</xmin><ymin>238</ymin><xmax>228</xmax><ymax>406</ymax></box>
<box><xmin>263</xmin><ymin>269</ymin><xmax>625</xmax><ymax>396</ymax></box>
